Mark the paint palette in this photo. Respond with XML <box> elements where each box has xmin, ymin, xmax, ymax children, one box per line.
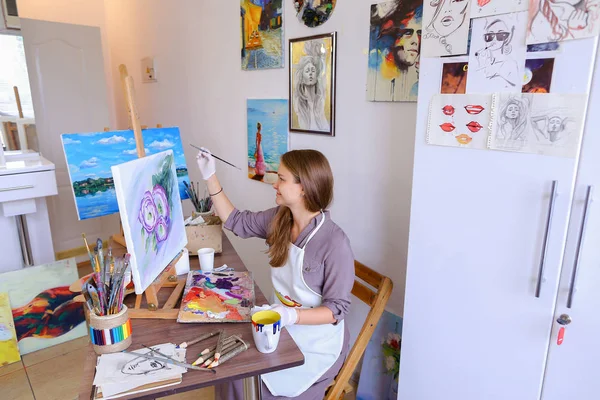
<box><xmin>177</xmin><ymin>271</ymin><xmax>255</xmax><ymax>323</ymax></box>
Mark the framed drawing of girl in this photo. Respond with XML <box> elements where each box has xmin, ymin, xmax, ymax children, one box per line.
<box><xmin>289</xmin><ymin>32</ymin><xmax>337</xmax><ymax>136</ymax></box>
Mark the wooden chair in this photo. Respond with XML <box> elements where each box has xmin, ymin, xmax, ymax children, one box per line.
<box><xmin>324</xmin><ymin>260</ymin><xmax>394</xmax><ymax>400</ymax></box>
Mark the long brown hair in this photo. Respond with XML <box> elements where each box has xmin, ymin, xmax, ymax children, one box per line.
<box><xmin>266</xmin><ymin>150</ymin><xmax>334</xmax><ymax>267</ymax></box>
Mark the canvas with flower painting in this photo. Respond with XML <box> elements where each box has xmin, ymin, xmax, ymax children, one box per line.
<box><xmin>112</xmin><ymin>150</ymin><xmax>187</xmax><ymax>294</ymax></box>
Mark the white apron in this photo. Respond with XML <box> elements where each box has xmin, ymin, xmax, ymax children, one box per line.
<box><xmin>261</xmin><ymin>212</ymin><xmax>345</xmax><ymax>398</ymax></box>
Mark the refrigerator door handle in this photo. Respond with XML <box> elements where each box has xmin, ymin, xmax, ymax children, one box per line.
<box><xmin>536</xmin><ymin>181</ymin><xmax>558</xmax><ymax>298</ymax></box>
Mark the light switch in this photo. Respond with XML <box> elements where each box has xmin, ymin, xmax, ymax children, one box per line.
<box><xmin>141</xmin><ymin>57</ymin><xmax>157</xmax><ymax>83</ymax></box>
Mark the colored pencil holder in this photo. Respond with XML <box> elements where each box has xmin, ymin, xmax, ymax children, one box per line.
<box><xmin>88</xmin><ymin>305</ymin><xmax>132</xmax><ymax>355</ymax></box>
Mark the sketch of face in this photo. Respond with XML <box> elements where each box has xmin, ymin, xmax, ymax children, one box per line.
<box><xmin>484</xmin><ymin>20</ymin><xmax>511</xmax><ymax>52</ymax></box>
<box><xmin>505</xmin><ymin>103</ymin><xmax>520</xmax><ymax>120</ymax></box>
<box><xmin>394</xmin><ymin>17</ymin><xmax>422</xmax><ymax>67</ymax></box>
<box><xmin>431</xmin><ymin>0</ymin><xmax>469</xmax><ymax>37</ymax></box>
<box><xmin>548</xmin><ymin>117</ymin><xmax>563</xmax><ymax>133</ymax></box>
<box><xmin>122</xmin><ymin>355</ymin><xmax>169</xmax><ymax>375</ymax></box>
<box><xmin>302</xmin><ymin>62</ymin><xmax>317</xmax><ymax>86</ymax></box>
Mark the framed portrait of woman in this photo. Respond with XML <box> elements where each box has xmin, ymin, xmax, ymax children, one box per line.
<box><xmin>289</xmin><ymin>32</ymin><xmax>337</xmax><ymax>136</ymax></box>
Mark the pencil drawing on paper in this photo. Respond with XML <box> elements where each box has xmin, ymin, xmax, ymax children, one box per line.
<box><xmin>121</xmin><ymin>351</ymin><xmax>172</xmax><ymax>376</ymax></box>
<box><xmin>422</xmin><ymin>0</ymin><xmax>471</xmax><ymax>56</ymax></box>
<box><xmin>490</xmin><ymin>93</ymin><xmax>587</xmax><ymax>157</ymax></box>
<box><xmin>471</xmin><ymin>0</ymin><xmax>528</xmax><ymax>18</ymax></box>
<box><xmin>527</xmin><ymin>0</ymin><xmax>600</xmax><ymax>44</ymax></box>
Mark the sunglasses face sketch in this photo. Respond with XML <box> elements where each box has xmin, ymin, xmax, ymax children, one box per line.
<box><xmin>484</xmin><ymin>31</ymin><xmax>510</xmax><ymax>42</ymax></box>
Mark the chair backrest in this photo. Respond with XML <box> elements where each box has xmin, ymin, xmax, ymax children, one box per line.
<box><xmin>325</xmin><ymin>260</ymin><xmax>393</xmax><ymax>400</ymax></box>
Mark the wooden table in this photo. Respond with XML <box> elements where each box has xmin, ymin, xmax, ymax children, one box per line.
<box><xmin>78</xmin><ymin>235</ymin><xmax>304</xmax><ymax>399</ymax></box>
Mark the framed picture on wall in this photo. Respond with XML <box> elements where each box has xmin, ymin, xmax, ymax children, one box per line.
<box><xmin>289</xmin><ymin>32</ymin><xmax>337</xmax><ymax>136</ymax></box>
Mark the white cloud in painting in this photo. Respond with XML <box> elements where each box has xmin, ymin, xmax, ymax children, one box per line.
<box><xmin>85</xmin><ymin>173</ymin><xmax>98</xmax><ymax>178</ymax></box>
<box><xmin>80</xmin><ymin>157</ymin><xmax>99</xmax><ymax>169</ymax></box>
<box><xmin>62</xmin><ymin>137</ymin><xmax>81</xmax><ymax>145</ymax></box>
<box><xmin>96</xmin><ymin>135</ymin><xmax>126</xmax><ymax>145</ymax></box>
<box><xmin>123</xmin><ymin>148</ymin><xmax>149</xmax><ymax>155</ymax></box>
<box><xmin>148</xmin><ymin>139</ymin><xmax>174</xmax><ymax>150</ymax></box>
<box><xmin>128</xmin><ymin>138</ymin><xmax>135</xmax><ymax>144</ymax></box>
<box><xmin>69</xmin><ymin>164</ymin><xmax>80</xmax><ymax>173</ymax></box>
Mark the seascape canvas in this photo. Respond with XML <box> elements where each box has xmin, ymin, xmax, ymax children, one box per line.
<box><xmin>177</xmin><ymin>271</ymin><xmax>255</xmax><ymax>323</ymax></box>
<box><xmin>367</xmin><ymin>0</ymin><xmax>423</xmax><ymax>102</ymax></box>
<box><xmin>61</xmin><ymin>127</ymin><xmax>189</xmax><ymax>221</ymax></box>
<box><xmin>112</xmin><ymin>150</ymin><xmax>188</xmax><ymax>295</ymax></box>
<box><xmin>247</xmin><ymin>99</ymin><xmax>289</xmax><ymax>184</ymax></box>
<box><xmin>0</xmin><ymin>293</ymin><xmax>20</xmax><ymax>366</ymax></box>
<box><xmin>241</xmin><ymin>0</ymin><xmax>284</xmax><ymax>70</ymax></box>
<box><xmin>356</xmin><ymin>310</ymin><xmax>403</xmax><ymax>400</ymax></box>
<box><xmin>0</xmin><ymin>258</ymin><xmax>86</xmax><ymax>355</ymax></box>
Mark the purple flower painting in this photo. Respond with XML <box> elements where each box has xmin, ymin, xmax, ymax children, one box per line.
<box><xmin>112</xmin><ymin>150</ymin><xmax>187</xmax><ymax>294</ymax></box>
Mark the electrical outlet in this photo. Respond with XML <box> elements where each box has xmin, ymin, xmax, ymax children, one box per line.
<box><xmin>141</xmin><ymin>57</ymin><xmax>157</xmax><ymax>83</ymax></box>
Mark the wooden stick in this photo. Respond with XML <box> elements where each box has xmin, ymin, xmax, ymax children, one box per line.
<box><xmin>13</xmin><ymin>86</ymin><xmax>23</xmax><ymax>118</ymax></box>
<box><xmin>193</xmin><ymin>338</ymin><xmax>239</xmax><ymax>366</ymax></box>
<box><xmin>178</xmin><ymin>330</ymin><xmax>221</xmax><ymax>349</ymax></box>
<box><xmin>208</xmin><ymin>340</ymin><xmax>249</xmax><ymax>368</ymax></box>
<box><xmin>213</xmin><ymin>329</ymin><xmax>226</xmax><ymax>364</ymax></box>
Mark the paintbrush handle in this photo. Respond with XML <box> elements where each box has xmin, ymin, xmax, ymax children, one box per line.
<box><xmin>190</xmin><ymin>144</ymin><xmax>241</xmax><ymax>170</ymax></box>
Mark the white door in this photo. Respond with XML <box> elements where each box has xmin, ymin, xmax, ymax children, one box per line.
<box><xmin>541</xmin><ymin>43</ymin><xmax>600</xmax><ymax>400</ymax></box>
<box><xmin>398</xmin><ymin>38</ymin><xmax>598</xmax><ymax>400</ymax></box>
<box><xmin>20</xmin><ymin>19</ymin><xmax>118</xmax><ymax>253</ymax></box>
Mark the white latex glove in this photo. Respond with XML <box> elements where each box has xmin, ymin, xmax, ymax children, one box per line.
<box><xmin>270</xmin><ymin>304</ymin><xmax>298</xmax><ymax>327</ymax></box>
<box><xmin>196</xmin><ymin>147</ymin><xmax>216</xmax><ymax>180</ymax></box>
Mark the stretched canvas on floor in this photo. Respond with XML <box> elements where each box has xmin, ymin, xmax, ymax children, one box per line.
<box><xmin>247</xmin><ymin>99</ymin><xmax>289</xmax><ymax>184</ymax></box>
<box><xmin>61</xmin><ymin>127</ymin><xmax>189</xmax><ymax>221</ymax></box>
<box><xmin>356</xmin><ymin>310</ymin><xmax>403</xmax><ymax>400</ymax></box>
<box><xmin>112</xmin><ymin>150</ymin><xmax>188</xmax><ymax>294</ymax></box>
<box><xmin>0</xmin><ymin>293</ymin><xmax>21</xmax><ymax>366</ymax></box>
<box><xmin>367</xmin><ymin>0</ymin><xmax>423</xmax><ymax>102</ymax></box>
<box><xmin>177</xmin><ymin>271</ymin><xmax>255</xmax><ymax>323</ymax></box>
<box><xmin>0</xmin><ymin>258</ymin><xmax>86</xmax><ymax>355</ymax></box>
<box><xmin>241</xmin><ymin>0</ymin><xmax>284</xmax><ymax>70</ymax></box>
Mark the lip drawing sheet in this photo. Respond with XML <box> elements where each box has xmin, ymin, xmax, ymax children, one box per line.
<box><xmin>489</xmin><ymin>93</ymin><xmax>587</xmax><ymax>157</ymax></box>
<box><xmin>471</xmin><ymin>0</ymin><xmax>528</xmax><ymax>18</ymax></box>
<box><xmin>427</xmin><ymin>94</ymin><xmax>492</xmax><ymax>149</ymax></box>
<box><xmin>422</xmin><ymin>0</ymin><xmax>472</xmax><ymax>57</ymax></box>
<box><xmin>527</xmin><ymin>0</ymin><xmax>600</xmax><ymax>45</ymax></box>
<box><xmin>467</xmin><ymin>11</ymin><xmax>528</xmax><ymax>93</ymax></box>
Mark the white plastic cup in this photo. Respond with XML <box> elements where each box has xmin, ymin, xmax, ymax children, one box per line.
<box><xmin>197</xmin><ymin>247</ymin><xmax>215</xmax><ymax>272</ymax></box>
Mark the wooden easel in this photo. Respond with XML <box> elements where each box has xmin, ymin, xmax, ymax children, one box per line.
<box><xmin>114</xmin><ymin>64</ymin><xmax>186</xmax><ymax>319</ymax></box>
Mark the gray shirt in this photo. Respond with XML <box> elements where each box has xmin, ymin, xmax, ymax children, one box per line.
<box><xmin>224</xmin><ymin>207</ymin><xmax>355</xmax><ymax>322</ymax></box>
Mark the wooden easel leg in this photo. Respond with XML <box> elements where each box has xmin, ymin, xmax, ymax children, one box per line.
<box><xmin>144</xmin><ymin>285</ymin><xmax>160</xmax><ymax>310</ymax></box>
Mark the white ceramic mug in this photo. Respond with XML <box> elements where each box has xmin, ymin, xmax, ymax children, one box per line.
<box><xmin>251</xmin><ymin>310</ymin><xmax>282</xmax><ymax>354</ymax></box>
<box><xmin>197</xmin><ymin>247</ymin><xmax>215</xmax><ymax>272</ymax></box>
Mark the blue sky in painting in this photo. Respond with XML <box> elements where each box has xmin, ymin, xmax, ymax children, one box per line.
<box><xmin>247</xmin><ymin>99</ymin><xmax>289</xmax><ymax>171</ymax></box>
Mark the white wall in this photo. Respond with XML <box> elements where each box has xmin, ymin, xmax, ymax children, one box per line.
<box><xmin>103</xmin><ymin>0</ymin><xmax>416</xmax><ymax>339</ymax></box>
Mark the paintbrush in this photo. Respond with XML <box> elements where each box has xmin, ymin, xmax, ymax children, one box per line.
<box><xmin>122</xmin><ymin>350</ymin><xmax>216</xmax><ymax>373</ymax></box>
<box><xmin>190</xmin><ymin>144</ymin><xmax>241</xmax><ymax>170</ymax></box>
<box><xmin>82</xmin><ymin>233</ymin><xmax>93</xmax><ymax>260</ymax></box>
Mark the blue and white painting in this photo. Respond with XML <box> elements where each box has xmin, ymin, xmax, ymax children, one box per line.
<box><xmin>247</xmin><ymin>99</ymin><xmax>289</xmax><ymax>184</ymax></box>
<box><xmin>61</xmin><ymin>127</ymin><xmax>189</xmax><ymax>220</ymax></box>
<box><xmin>356</xmin><ymin>310</ymin><xmax>402</xmax><ymax>400</ymax></box>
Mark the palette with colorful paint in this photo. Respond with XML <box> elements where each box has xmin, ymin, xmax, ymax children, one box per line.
<box><xmin>177</xmin><ymin>271</ymin><xmax>255</xmax><ymax>323</ymax></box>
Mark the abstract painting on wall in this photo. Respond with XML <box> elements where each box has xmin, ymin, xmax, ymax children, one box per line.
<box><xmin>247</xmin><ymin>99</ymin><xmax>289</xmax><ymax>184</ymax></box>
<box><xmin>295</xmin><ymin>0</ymin><xmax>337</xmax><ymax>28</ymax></box>
<box><xmin>112</xmin><ymin>150</ymin><xmax>188</xmax><ymax>294</ymax></box>
<box><xmin>523</xmin><ymin>58</ymin><xmax>555</xmax><ymax>93</ymax></box>
<box><xmin>367</xmin><ymin>0</ymin><xmax>423</xmax><ymax>102</ymax></box>
<box><xmin>240</xmin><ymin>0</ymin><xmax>284</xmax><ymax>70</ymax></box>
<box><xmin>0</xmin><ymin>293</ymin><xmax>20</xmax><ymax>366</ymax></box>
<box><xmin>289</xmin><ymin>32</ymin><xmax>336</xmax><ymax>136</ymax></box>
<box><xmin>177</xmin><ymin>271</ymin><xmax>255</xmax><ymax>323</ymax></box>
<box><xmin>0</xmin><ymin>258</ymin><xmax>86</xmax><ymax>355</ymax></box>
<box><xmin>61</xmin><ymin>127</ymin><xmax>189</xmax><ymax>221</ymax></box>
<box><xmin>356</xmin><ymin>310</ymin><xmax>402</xmax><ymax>400</ymax></box>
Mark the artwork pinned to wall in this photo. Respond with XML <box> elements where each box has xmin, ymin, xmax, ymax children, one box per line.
<box><xmin>367</xmin><ymin>0</ymin><xmax>423</xmax><ymax>102</ymax></box>
<box><xmin>441</xmin><ymin>62</ymin><xmax>469</xmax><ymax>94</ymax></box>
<box><xmin>527</xmin><ymin>0</ymin><xmax>600</xmax><ymax>45</ymax></box>
<box><xmin>294</xmin><ymin>0</ymin><xmax>336</xmax><ymax>28</ymax></box>
<box><xmin>467</xmin><ymin>11</ymin><xmax>528</xmax><ymax>93</ymax></box>
<box><xmin>112</xmin><ymin>150</ymin><xmax>188</xmax><ymax>294</ymax></box>
<box><xmin>489</xmin><ymin>93</ymin><xmax>587</xmax><ymax>157</ymax></box>
<box><xmin>240</xmin><ymin>0</ymin><xmax>284</xmax><ymax>70</ymax></box>
<box><xmin>427</xmin><ymin>93</ymin><xmax>492</xmax><ymax>150</ymax></box>
<box><xmin>471</xmin><ymin>0</ymin><xmax>528</xmax><ymax>18</ymax></box>
<box><xmin>527</xmin><ymin>42</ymin><xmax>560</xmax><ymax>53</ymax></box>
<box><xmin>523</xmin><ymin>58</ymin><xmax>555</xmax><ymax>93</ymax></box>
<box><xmin>247</xmin><ymin>99</ymin><xmax>289</xmax><ymax>184</ymax></box>
<box><xmin>0</xmin><ymin>258</ymin><xmax>86</xmax><ymax>355</ymax></box>
<box><xmin>289</xmin><ymin>32</ymin><xmax>337</xmax><ymax>136</ymax></box>
<box><xmin>0</xmin><ymin>293</ymin><xmax>20</xmax><ymax>366</ymax></box>
<box><xmin>177</xmin><ymin>271</ymin><xmax>255</xmax><ymax>323</ymax></box>
<box><xmin>356</xmin><ymin>310</ymin><xmax>402</xmax><ymax>400</ymax></box>
<box><xmin>421</xmin><ymin>0</ymin><xmax>472</xmax><ymax>57</ymax></box>
<box><xmin>61</xmin><ymin>127</ymin><xmax>189</xmax><ymax>221</ymax></box>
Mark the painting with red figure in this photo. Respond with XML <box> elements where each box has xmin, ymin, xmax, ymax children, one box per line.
<box><xmin>522</xmin><ymin>58</ymin><xmax>555</xmax><ymax>93</ymax></box>
<box><xmin>177</xmin><ymin>270</ymin><xmax>255</xmax><ymax>323</ymax></box>
<box><xmin>441</xmin><ymin>62</ymin><xmax>468</xmax><ymax>94</ymax></box>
